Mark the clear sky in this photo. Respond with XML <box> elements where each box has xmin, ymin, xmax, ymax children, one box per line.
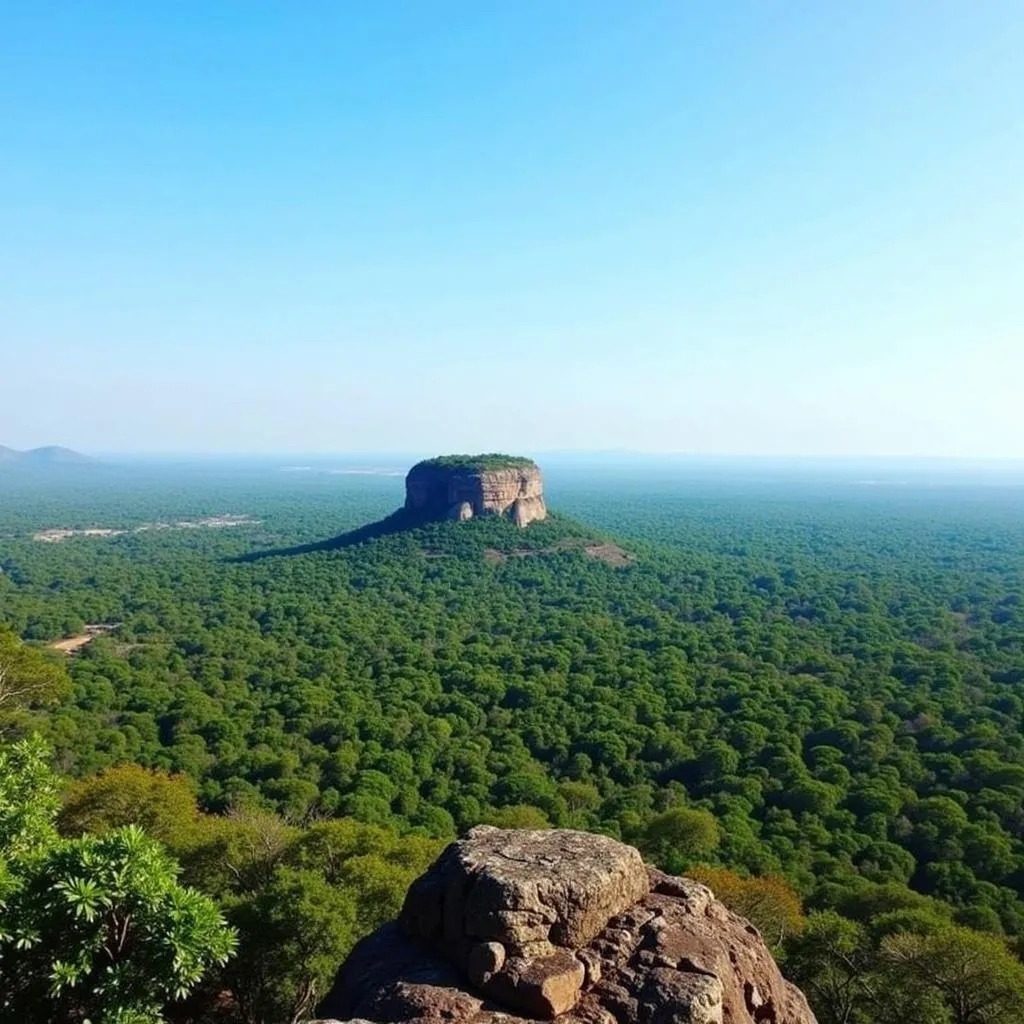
<box><xmin>3</xmin><ymin>2</ymin><xmax>1022</xmax><ymax>456</ymax></box>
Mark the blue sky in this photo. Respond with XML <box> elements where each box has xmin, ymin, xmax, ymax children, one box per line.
<box><xmin>3</xmin><ymin>2</ymin><xmax>1022</xmax><ymax>456</ymax></box>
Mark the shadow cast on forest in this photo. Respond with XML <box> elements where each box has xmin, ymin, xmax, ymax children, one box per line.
<box><xmin>231</xmin><ymin>507</ymin><xmax>422</xmax><ymax>562</ymax></box>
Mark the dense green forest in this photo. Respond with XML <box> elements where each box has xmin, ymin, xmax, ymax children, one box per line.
<box><xmin>2</xmin><ymin>461</ymin><xmax>1024</xmax><ymax>1022</ymax></box>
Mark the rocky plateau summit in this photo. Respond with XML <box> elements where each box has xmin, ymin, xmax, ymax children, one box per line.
<box><xmin>405</xmin><ymin>455</ymin><xmax>547</xmax><ymax>527</ymax></box>
<box><xmin>315</xmin><ymin>826</ymin><xmax>816</xmax><ymax>1024</ymax></box>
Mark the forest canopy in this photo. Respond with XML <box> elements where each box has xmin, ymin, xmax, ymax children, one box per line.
<box><xmin>1</xmin><ymin>463</ymin><xmax>1023</xmax><ymax>1021</ymax></box>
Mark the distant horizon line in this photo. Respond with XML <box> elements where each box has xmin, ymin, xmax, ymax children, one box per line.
<box><xmin>24</xmin><ymin>448</ymin><xmax>1024</xmax><ymax>465</ymax></box>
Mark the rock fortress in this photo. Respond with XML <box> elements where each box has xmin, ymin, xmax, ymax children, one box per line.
<box><xmin>404</xmin><ymin>454</ymin><xmax>548</xmax><ymax>527</ymax></box>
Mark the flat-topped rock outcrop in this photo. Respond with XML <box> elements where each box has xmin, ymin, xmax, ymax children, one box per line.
<box><xmin>405</xmin><ymin>455</ymin><xmax>547</xmax><ymax>527</ymax></box>
<box><xmin>316</xmin><ymin>826</ymin><xmax>817</xmax><ymax>1024</ymax></box>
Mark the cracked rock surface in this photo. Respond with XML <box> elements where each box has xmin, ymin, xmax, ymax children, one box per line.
<box><xmin>316</xmin><ymin>827</ymin><xmax>817</xmax><ymax>1024</ymax></box>
<box><xmin>405</xmin><ymin>464</ymin><xmax>547</xmax><ymax>526</ymax></box>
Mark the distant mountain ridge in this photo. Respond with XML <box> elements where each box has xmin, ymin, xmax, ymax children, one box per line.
<box><xmin>0</xmin><ymin>445</ymin><xmax>95</xmax><ymax>465</ymax></box>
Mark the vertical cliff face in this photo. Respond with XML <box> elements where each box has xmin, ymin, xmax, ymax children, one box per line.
<box><xmin>405</xmin><ymin>455</ymin><xmax>547</xmax><ymax>527</ymax></box>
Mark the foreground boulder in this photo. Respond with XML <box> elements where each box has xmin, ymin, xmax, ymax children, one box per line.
<box><xmin>317</xmin><ymin>826</ymin><xmax>816</xmax><ymax>1024</ymax></box>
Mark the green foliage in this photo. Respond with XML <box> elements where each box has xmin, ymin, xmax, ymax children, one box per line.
<box><xmin>483</xmin><ymin>804</ymin><xmax>551</xmax><ymax>829</ymax></box>
<box><xmin>0</xmin><ymin>627</ymin><xmax>69</xmax><ymax>721</ymax></box>
<box><xmin>0</xmin><ymin>742</ymin><xmax>235</xmax><ymax>1024</ymax></box>
<box><xmin>58</xmin><ymin>763</ymin><xmax>203</xmax><ymax>850</ymax></box>
<box><xmin>179</xmin><ymin>810</ymin><xmax>299</xmax><ymax>896</ymax></box>
<box><xmin>3</xmin><ymin>467</ymin><xmax>1024</xmax><ymax>1019</ymax></box>
<box><xmin>787</xmin><ymin>912</ymin><xmax>1024</xmax><ymax>1024</ymax></box>
<box><xmin>282</xmin><ymin>818</ymin><xmax>440</xmax><ymax>932</ymax></box>
<box><xmin>0</xmin><ymin>735</ymin><xmax>60</xmax><ymax>858</ymax></box>
<box><xmin>689</xmin><ymin>866</ymin><xmax>805</xmax><ymax>950</ymax></box>
<box><xmin>639</xmin><ymin>807</ymin><xmax>721</xmax><ymax>873</ymax></box>
<box><xmin>216</xmin><ymin>816</ymin><xmax>441</xmax><ymax>1024</ymax></box>
<box><xmin>786</xmin><ymin>912</ymin><xmax>878</xmax><ymax>1024</ymax></box>
<box><xmin>225</xmin><ymin>867</ymin><xmax>357</xmax><ymax>1024</ymax></box>
<box><xmin>2</xmin><ymin>827</ymin><xmax>236</xmax><ymax>1023</ymax></box>
<box><xmin>881</xmin><ymin>925</ymin><xmax>1024</xmax><ymax>1024</ymax></box>
<box><xmin>410</xmin><ymin>453</ymin><xmax>537</xmax><ymax>472</ymax></box>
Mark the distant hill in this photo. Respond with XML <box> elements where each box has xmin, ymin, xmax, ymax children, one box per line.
<box><xmin>0</xmin><ymin>445</ymin><xmax>95</xmax><ymax>466</ymax></box>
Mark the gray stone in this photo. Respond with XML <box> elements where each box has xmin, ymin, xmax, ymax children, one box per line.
<box><xmin>467</xmin><ymin>940</ymin><xmax>506</xmax><ymax>986</ymax></box>
<box><xmin>403</xmin><ymin>826</ymin><xmax>650</xmax><ymax>954</ymax></box>
<box><xmin>317</xmin><ymin>828</ymin><xmax>818</xmax><ymax>1024</ymax></box>
<box><xmin>405</xmin><ymin>461</ymin><xmax>547</xmax><ymax>527</ymax></box>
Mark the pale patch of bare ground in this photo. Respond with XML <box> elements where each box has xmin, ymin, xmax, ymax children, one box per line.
<box><xmin>582</xmin><ymin>542</ymin><xmax>634</xmax><ymax>567</ymax></box>
<box><xmin>482</xmin><ymin>540</ymin><xmax>634</xmax><ymax>568</ymax></box>
<box><xmin>33</xmin><ymin>514</ymin><xmax>258</xmax><ymax>542</ymax></box>
<box><xmin>49</xmin><ymin>623</ymin><xmax>119</xmax><ymax>655</ymax></box>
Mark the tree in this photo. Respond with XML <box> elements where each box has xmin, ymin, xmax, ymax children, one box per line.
<box><xmin>0</xmin><ymin>628</ymin><xmax>69</xmax><ymax>719</ymax></box>
<box><xmin>178</xmin><ymin>810</ymin><xmax>298</xmax><ymax>897</ymax></box>
<box><xmin>483</xmin><ymin>805</ymin><xmax>551</xmax><ymax>829</ymax></box>
<box><xmin>786</xmin><ymin>912</ymin><xmax>874</xmax><ymax>1024</ymax></box>
<box><xmin>57</xmin><ymin>763</ymin><xmax>203</xmax><ymax>852</ymax></box>
<box><xmin>689</xmin><ymin>866</ymin><xmax>805</xmax><ymax>949</ymax></box>
<box><xmin>641</xmin><ymin>807</ymin><xmax>720</xmax><ymax>873</ymax></box>
<box><xmin>0</xmin><ymin>735</ymin><xmax>59</xmax><ymax>857</ymax></box>
<box><xmin>559</xmin><ymin>780</ymin><xmax>601</xmax><ymax>814</ymax></box>
<box><xmin>283</xmin><ymin>818</ymin><xmax>441</xmax><ymax>933</ymax></box>
<box><xmin>881</xmin><ymin>925</ymin><xmax>1024</xmax><ymax>1024</ymax></box>
<box><xmin>224</xmin><ymin>867</ymin><xmax>356</xmax><ymax>1024</ymax></box>
<box><xmin>786</xmin><ymin>911</ymin><xmax>1024</xmax><ymax>1024</ymax></box>
<box><xmin>0</xmin><ymin>738</ymin><xmax>235</xmax><ymax>1024</ymax></box>
<box><xmin>189</xmin><ymin>815</ymin><xmax>440</xmax><ymax>1024</ymax></box>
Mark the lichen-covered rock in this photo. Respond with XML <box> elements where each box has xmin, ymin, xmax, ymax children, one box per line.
<box><xmin>403</xmin><ymin>827</ymin><xmax>649</xmax><ymax>955</ymax></box>
<box><xmin>405</xmin><ymin>456</ymin><xmax>547</xmax><ymax>527</ymax></box>
<box><xmin>318</xmin><ymin>828</ymin><xmax>817</xmax><ymax>1024</ymax></box>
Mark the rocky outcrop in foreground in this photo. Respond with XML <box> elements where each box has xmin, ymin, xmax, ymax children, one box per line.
<box><xmin>405</xmin><ymin>456</ymin><xmax>547</xmax><ymax>527</ymax></box>
<box><xmin>316</xmin><ymin>827</ymin><xmax>816</xmax><ymax>1024</ymax></box>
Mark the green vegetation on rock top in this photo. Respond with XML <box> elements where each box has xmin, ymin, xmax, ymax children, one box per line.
<box><xmin>409</xmin><ymin>453</ymin><xmax>538</xmax><ymax>472</ymax></box>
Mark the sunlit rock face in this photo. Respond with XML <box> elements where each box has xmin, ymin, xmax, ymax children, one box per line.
<box><xmin>404</xmin><ymin>456</ymin><xmax>547</xmax><ymax>527</ymax></box>
<box><xmin>317</xmin><ymin>827</ymin><xmax>818</xmax><ymax>1024</ymax></box>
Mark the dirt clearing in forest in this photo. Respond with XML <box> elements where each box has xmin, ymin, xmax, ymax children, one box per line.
<box><xmin>49</xmin><ymin>623</ymin><xmax>118</xmax><ymax>654</ymax></box>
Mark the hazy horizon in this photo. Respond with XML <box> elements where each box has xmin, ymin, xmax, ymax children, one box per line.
<box><xmin>46</xmin><ymin>449</ymin><xmax>1024</xmax><ymax>465</ymax></box>
<box><xmin>5</xmin><ymin>4</ymin><xmax>1022</xmax><ymax>457</ymax></box>
<box><xmin>8</xmin><ymin>446</ymin><xmax>1024</xmax><ymax>481</ymax></box>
